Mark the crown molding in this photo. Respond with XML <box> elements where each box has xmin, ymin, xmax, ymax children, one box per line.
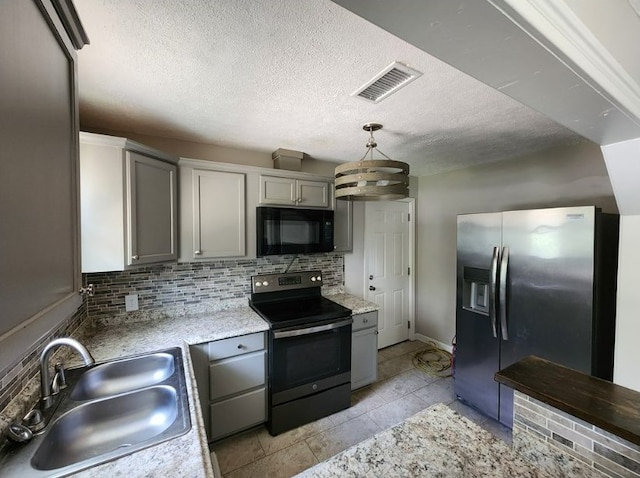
<box><xmin>489</xmin><ymin>0</ymin><xmax>640</xmax><ymax>125</ymax></box>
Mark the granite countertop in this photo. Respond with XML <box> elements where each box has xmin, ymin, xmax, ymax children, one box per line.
<box><xmin>0</xmin><ymin>303</ymin><xmax>269</xmax><ymax>478</ymax></box>
<box><xmin>325</xmin><ymin>293</ymin><xmax>379</xmax><ymax>315</ymax></box>
<box><xmin>297</xmin><ymin>403</ymin><xmax>599</xmax><ymax>478</ymax></box>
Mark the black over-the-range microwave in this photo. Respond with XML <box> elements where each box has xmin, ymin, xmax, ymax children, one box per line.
<box><xmin>256</xmin><ymin>206</ymin><xmax>334</xmax><ymax>256</ymax></box>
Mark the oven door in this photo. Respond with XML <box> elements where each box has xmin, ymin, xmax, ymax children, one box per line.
<box><xmin>270</xmin><ymin>318</ymin><xmax>352</xmax><ymax>406</ymax></box>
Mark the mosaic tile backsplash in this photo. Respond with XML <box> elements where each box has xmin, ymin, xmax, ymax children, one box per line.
<box><xmin>0</xmin><ymin>304</ymin><xmax>88</xmax><ymax>416</ymax></box>
<box><xmin>85</xmin><ymin>253</ymin><xmax>344</xmax><ymax>318</ymax></box>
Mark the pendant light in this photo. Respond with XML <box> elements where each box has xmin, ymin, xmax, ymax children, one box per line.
<box><xmin>335</xmin><ymin>123</ymin><xmax>409</xmax><ymax>201</ymax></box>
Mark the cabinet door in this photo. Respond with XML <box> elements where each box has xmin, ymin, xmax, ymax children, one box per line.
<box><xmin>352</xmin><ymin>327</ymin><xmax>378</xmax><ymax>390</ymax></box>
<box><xmin>127</xmin><ymin>152</ymin><xmax>177</xmax><ymax>266</ymax></box>
<box><xmin>193</xmin><ymin>170</ymin><xmax>245</xmax><ymax>258</ymax></box>
<box><xmin>209</xmin><ymin>387</ymin><xmax>266</xmax><ymax>441</ymax></box>
<box><xmin>0</xmin><ymin>0</ymin><xmax>82</xmax><ymax>368</ymax></box>
<box><xmin>297</xmin><ymin>180</ymin><xmax>330</xmax><ymax>208</ymax></box>
<box><xmin>259</xmin><ymin>176</ymin><xmax>296</xmax><ymax>205</ymax></box>
<box><xmin>334</xmin><ymin>199</ymin><xmax>353</xmax><ymax>252</ymax></box>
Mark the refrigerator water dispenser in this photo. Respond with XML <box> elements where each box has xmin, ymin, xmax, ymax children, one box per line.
<box><xmin>462</xmin><ymin>267</ymin><xmax>490</xmax><ymax>315</ymax></box>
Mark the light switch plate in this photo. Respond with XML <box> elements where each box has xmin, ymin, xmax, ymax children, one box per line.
<box><xmin>125</xmin><ymin>294</ymin><xmax>139</xmax><ymax>312</ymax></box>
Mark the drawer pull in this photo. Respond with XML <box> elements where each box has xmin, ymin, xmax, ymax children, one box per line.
<box><xmin>363</xmin><ymin>318</ymin><xmax>368</xmax><ymax>324</ymax></box>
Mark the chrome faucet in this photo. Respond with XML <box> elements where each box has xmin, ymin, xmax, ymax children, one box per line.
<box><xmin>40</xmin><ymin>337</ymin><xmax>94</xmax><ymax>408</ymax></box>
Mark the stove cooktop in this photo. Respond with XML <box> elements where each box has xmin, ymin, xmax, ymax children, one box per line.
<box><xmin>249</xmin><ymin>296</ymin><xmax>351</xmax><ymax>329</ymax></box>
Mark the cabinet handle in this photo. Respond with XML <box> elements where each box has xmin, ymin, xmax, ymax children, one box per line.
<box><xmin>363</xmin><ymin>318</ymin><xmax>368</xmax><ymax>324</ymax></box>
<box><xmin>132</xmin><ymin>255</ymin><xmax>139</xmax><ymax>260</ymax></box>
<box><xmin>194</xmin><ymin>250</ymin><xmax>202</xmax><ymax>255</ymax></box>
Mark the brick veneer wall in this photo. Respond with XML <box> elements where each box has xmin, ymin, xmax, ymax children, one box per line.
<box><xmin>513</xmin><ymin>390</ymin><xmax>640</xmax><ymax>478</ymax></box>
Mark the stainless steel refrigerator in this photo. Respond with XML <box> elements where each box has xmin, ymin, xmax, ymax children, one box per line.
<box><xmin>454</xmin><ymin>206</ymin><xmax>619</xmax><ymax>428</ymax></box>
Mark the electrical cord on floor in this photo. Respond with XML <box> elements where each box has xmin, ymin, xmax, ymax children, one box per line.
<box><xmin>412</xmin><ymin>341</ymin><xmax>453</xmax><ymax>378</ymax></box>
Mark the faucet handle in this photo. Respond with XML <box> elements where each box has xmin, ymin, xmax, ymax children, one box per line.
<box><xmin>23</xmin><ymin>409</ymin><xmax>45</xmax><ymax>433</ymax></box>
<box><xmin>52</xmin><ymin>362</ymin><xmax>67</xmax><ymax>393</ymax></box>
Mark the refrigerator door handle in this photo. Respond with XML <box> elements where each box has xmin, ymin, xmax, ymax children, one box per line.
<box><xmin>499</xmin><ymin>246</ymin><xmax>510</xmax><ymax>340</ymax></box>
<box><xmin>489</xmin><ymin>246</ymin><xmax>499</xmax><ymax>338</ymax></box>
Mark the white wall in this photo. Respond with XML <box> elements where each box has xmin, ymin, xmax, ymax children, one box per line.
<box><xmin>415</xmin><ymin>141</ymin><xmax>617</xmax><ymax>346</ymax></box>
<box><xmin>612</xmin><ymin>215</ymin><xmax>640</xmax><ymax>390</ymax></box>
<box><xmin>601</xmin><ymin>138</ymin><xmax>640</xmax><ymax>391</ymax></box>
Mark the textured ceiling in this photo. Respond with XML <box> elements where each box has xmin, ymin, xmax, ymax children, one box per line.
<box><xmin>74</xmin><ymin>0</ymin><xmax>585</xmax><ymax>176</ymax></box>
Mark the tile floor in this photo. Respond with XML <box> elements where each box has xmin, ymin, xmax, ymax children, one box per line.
<box><xmin>210</xmin><ymin>339</ymin><xmax>512</xmax><ymax>478</ymax></box>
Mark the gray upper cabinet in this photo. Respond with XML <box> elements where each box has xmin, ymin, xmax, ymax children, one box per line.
<box><xmin>0</xmin><ymin>0</ymin><xmax>86</xmax><ymax>369</ymax></box>
<box><xmin>179</xmin><ymin>164</ymin><xmax>247</xmax><ymax>261</ymax></box>
<box><xmin>259</xmin><ymin>175</ymin><xmax>331</xmax><ymax>208</ymax></box>
<box><xmin>80</xmin><ymin>132</ymin><xmax>178</xmax><ymax>272</ymax></box>
<box><xmin>334</xmin><ymin>199</ymin><xmax>353</xmax><ymax>252</ymax></box>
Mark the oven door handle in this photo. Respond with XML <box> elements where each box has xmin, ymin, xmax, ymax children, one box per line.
<box><xmin>273</xmin><ymin>318</ymin><xmax>353</xmax><ymax>339</ymax></box>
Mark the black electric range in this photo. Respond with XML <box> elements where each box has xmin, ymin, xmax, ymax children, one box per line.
<box><xmin>249</xmin><ymin>270</ymin><xmax>353</xmax><ymax>435</ymax></box>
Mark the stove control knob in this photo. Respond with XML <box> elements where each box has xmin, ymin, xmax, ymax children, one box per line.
<box><xmin>311</xmin><ymin>277</ymin><xmax>316</xmax><ymax>282</ymax></box>
<box><xmin>255</xmin><ymin>281</ymin><xmax>261</xmax><ymax>287</ymax></box>
<box><xmin>262</xmin><ymin>281</ymin><xmax>269</xmax><ymax>286</ymax></box>
<box><xmin>316</xmin><ymin>276</ymin><xmax>322</xmax><ymax>281</ymax></box>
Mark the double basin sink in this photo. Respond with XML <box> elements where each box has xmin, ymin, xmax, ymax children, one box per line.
<box><xmin>1</xmin><ymin>347</ymin><xmax>191</xmax><ymax>477</ymax></box>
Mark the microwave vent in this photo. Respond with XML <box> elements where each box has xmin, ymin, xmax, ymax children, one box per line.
<box><xmin>272</xmin><ymin>148</ymin><xmax>303</xmax><ymax>171</ymax></box>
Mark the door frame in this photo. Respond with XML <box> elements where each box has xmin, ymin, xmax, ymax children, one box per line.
<box><xmin>362</xmin><ymin>197</ymin><xmax>416</xmax><ymax>342</ymax></box>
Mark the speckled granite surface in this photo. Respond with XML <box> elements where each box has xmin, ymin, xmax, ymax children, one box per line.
<box><xmin>325</xmin><ymin>293</ymin><xmax>379</xmax><ymax>315</ymax></box>
<box><xmin>297</xmin><ymin>403</ymin><xmax>597</xmax><ymax>478</ymax></box>
<box><xmin>0</xmin><ymin>302</ymin><xmax>269</xmax><ymax>478</ymax></box>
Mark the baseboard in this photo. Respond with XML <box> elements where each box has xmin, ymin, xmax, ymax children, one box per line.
<box><xmin>414</xmin><ymin>333</ymin><xmax>454</xmax><ymax>354</ymax></box>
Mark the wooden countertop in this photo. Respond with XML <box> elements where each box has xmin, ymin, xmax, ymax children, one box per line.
<box><xmin>495</xmin><ymin>355</ymin><xmax>640</xmax><ymax>446</ymax></box>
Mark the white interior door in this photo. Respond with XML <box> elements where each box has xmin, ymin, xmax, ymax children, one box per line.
<box><xmin>364</xmin><ymin>201</ymin><xmax>412</xmax><ymax>349</ymax></box>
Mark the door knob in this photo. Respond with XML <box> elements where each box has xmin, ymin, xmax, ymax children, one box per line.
<box><xmin>369</xmin><ymin>286</ymin><xmax>376</xmax><ymax>291</ymax></box>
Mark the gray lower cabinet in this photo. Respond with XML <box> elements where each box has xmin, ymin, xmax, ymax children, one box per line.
<box><xmin>190</xmin><ymin>332</ymin><xmax>267</xmax><ymax>442</ymax></box>
<box><xmin>351</xmin><ymin>311</ymin><xmax>378</xmax><ymax>390</ymax></box>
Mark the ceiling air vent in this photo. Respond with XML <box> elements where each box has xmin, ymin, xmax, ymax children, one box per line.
<box><xmin>352</xmin><ymin>62</ymin><xmax>423</xmax><ymax>103</ymax></box>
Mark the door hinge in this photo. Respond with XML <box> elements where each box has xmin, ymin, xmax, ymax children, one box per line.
<box><xmin>408</xmin><ymin>213</ymin><xmax>411</xmax><ymax>221</ymax></box>
<box><xmin>407</xmin><ymin>267</ymin><xmax>410</xmax><ymax>276</ymax></box>
<box><xmin>407</xmin><ymin>320</ymin><xmax>410</xmax><ymax>329</ymax></box>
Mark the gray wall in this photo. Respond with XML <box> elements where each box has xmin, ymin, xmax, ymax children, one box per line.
<box><xmin>415</xmin><ymin>141</ymin><xmax>618</xmax><ymax>345</ymax></box>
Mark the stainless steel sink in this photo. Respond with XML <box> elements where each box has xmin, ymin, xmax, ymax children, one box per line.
<box><xmin>0</xmin><ymin>347</ymin><xmax>191</xmax><ymax>477</ymax></box>
<box><xmin>71</xmin><ymin>352</ymin><xmax>175</xmax><ymax>400</ymax></box>
<box><xmin>32</xmin><ymin>386</ymin><xmax>179</xmax><ymax>470</ymax></box>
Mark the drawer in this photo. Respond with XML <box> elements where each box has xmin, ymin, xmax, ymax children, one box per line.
<box><xmin>209</xmin><ymin>387</ymin><xmax>266</xmax><ymax>441</ymax></box>
<box><xmin>352</xmin><ymin>311</ymin><xmax>378</xmax><ymax>332</ymax></box>
<box><xmin>209</xmin><ymin>350</ymin><xmax>266</xmax><ymax>400</ymax></box>
<box><xmin>206</xmin><ymin>332</ymin><xmax>265</xmax><ymax>361</ymax></box>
